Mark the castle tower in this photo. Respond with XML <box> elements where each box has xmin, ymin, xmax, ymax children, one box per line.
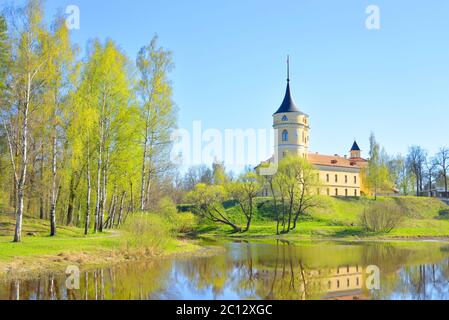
<box><xmin>273</xmin><ymin>57</ymin><xmax>310</xmax><ymax>160</ymax></box>
<box><xmin>349</xmin><ymin>141</ymin><xmax>361</xmax><ymax>159</ymax></box>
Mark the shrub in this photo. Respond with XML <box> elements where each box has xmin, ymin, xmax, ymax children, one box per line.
<box><xmin>173</xmin><ymin>212</ymin><xmax>198</xmax><ymax>234</ymax></box>
<box><xmin>360</xmin><ymin>202</ymin><xmax>405</xmax><ymax>233</ymax></box>
<box><xmin>122</xmin><ymin>213</ymin><xmax>172</xmax><ymax>251</ymax></box>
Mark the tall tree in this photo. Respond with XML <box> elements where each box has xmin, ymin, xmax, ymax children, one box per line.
<box><xmin>40</xmin><ymin>16</ymin><xmax>77</xmax><ymax>235</ymax></box>
<box><xmin>77</xmin><ymin>40</ymin><xmax>136</xmax><ymax>232</ymax></box>
<box><xmin>406</xmin><ymin>145</ymin><xmax>427</xmax><ymax>196</ymax></box>
<box><xmin>435</xmin><ymin>148</ymin><xmax>449</xmax><ymax>197</ymax></box>
<box><xmin>424</xmin><ymin>157</ymin><xmax>438</xmax><ymax>196</ymax></box>
<box><xmin>2</xmin><ymin>0</ymin><xmax>48</xmax><ymax>242</ymax></box>
<box><xmin>136</xmin><ymin>35</ymin><xmax>176</xmax><ymax>211</ymax></box>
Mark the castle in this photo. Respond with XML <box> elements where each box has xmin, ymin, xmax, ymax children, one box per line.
<box><xmin>266</xmin><ymin>59</ymin><xmax>368</xmax><ymax>197</ymax></box>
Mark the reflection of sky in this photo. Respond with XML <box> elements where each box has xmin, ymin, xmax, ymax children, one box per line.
<box><xmin>151</xmin><ymin>262</ymin><xmax>255</xmax><ymax>300</ymax></box>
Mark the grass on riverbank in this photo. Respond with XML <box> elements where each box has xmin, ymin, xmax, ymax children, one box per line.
<box><xmin>0</xmin><ymin>211</ymin><xmax>199</xmax><ymax>276</ymax></box>
<box><xmin>195</xmin><ymin>196</ymin><xmax>449</xmax><ymax>239</ymax></box>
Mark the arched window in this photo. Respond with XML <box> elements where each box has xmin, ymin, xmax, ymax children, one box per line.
<box><xmin>282</xmin><ymin>130</ymin><xmax>289</xmax><ymax>142</ymax></box>
<box><xmin>282</xmin><ymin>115</ymin><xmax>288</xmax><ymax>121</ymax></box>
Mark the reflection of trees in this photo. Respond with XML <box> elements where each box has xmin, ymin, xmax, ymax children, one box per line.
<box><xmin>385</xmin><ymin>261</ymin><xmax>449</xmax><ymax>300</ymax></box>
<box><xmin>233</xmin><ymin>240</ymin><xmax>329</xmax><ymax>300</ymax></box>
<box><xmin>0</xmin><ymin>260</ymin><xmax>172</xmax><ymax>300</ymax></box>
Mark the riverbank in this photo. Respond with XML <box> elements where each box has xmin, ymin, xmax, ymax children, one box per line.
<box><xmin>0</xmin><ymin>213</ymin><xmax>218</xmax><ymax>280</ymax></box>
<box><xmin>194</xmin><ymin>196</ymin><xmax>449</xmax><ymax>241</ymax></box>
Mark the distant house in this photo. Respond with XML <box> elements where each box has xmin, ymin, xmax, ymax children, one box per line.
<box><xmin>419</xmin><ymin>188</ymin><xmax>449</xmax><ymax>198</ymax></box>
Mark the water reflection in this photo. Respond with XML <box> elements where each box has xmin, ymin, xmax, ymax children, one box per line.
<box><xmin>3</xmin><ymin>240</ymin><xmax>449</xmax><ymax>300</ymax></box>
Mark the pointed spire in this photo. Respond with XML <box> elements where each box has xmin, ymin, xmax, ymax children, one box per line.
<box><xmin>274</xmin><ymin>56</ymin><xmax>300</xmax><ymax>114</ymax></box>
<box><xmin>350</xmin><ymin>141</ymin><xmax>361</xmax><ymax>152</ymax></box>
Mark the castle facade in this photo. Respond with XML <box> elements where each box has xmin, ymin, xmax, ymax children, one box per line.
<box><xmin>268</xmin><ymin>62</ymin><xmax>368</xmax><ymax>197</ymax></box>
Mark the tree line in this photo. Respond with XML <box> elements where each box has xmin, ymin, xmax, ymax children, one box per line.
<box><xmin>366</xmin><ymin>133</ymin><xmax>449</xmax><ymax>198</ymax></box>
<box><xmin>0</xmin><ymin>1</ymin><xmax>177</xmax><ymax>242</ymax></box>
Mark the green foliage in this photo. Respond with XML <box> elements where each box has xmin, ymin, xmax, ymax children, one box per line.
<box><xmin>0</xmin><ymin>15</ymin><xmax>9</xmax><ymax>92</ymax></box>
<box><xmin>366</xmin><ymin>133</ymin><xmax>394</xmax><ymax>197</ymax></box>
<box><xmin>155</xmin><ymin>196</ymin><xmax>198</xmax><ymax>233</ymax></box>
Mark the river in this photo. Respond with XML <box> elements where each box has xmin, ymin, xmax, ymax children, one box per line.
<box><xmin>2</xmin><ymin>239</ymin><xmax>449</xmax><ymax>300</ymax></box>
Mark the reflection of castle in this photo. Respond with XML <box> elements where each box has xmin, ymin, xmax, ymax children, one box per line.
<box><xmin>321</xmin><ymin>266</ymin><xmax>367</xmax><ymax>300</ymax></box>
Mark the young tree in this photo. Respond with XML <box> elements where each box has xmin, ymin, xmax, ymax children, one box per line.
<box><xmin>213</xmin><ymin>161</ymin><xmax>228</xmax><ymax>185</ymax></box>
<box><xmin>136</xmin><ymin>35</ymin><xmax>176</xmax><ymax>210</ymax></box>
<box><xmin>366</xmin><ymin>133</ymin><xmax>393</xmax><ymax>199</ymax></box>
<box><xmin>227</xmin><ymin>172</ymin><xmax>262</xmax><ymax>232</ymax></box>
<box><xmin>264</xmin><ymin>156</ymin><xmax>320</xmax><ymax>234</ymax></box>
<box><xmin>187</xmin><ymin>183</ymin><xmax>242</xmax><ymax>233</ymax></box>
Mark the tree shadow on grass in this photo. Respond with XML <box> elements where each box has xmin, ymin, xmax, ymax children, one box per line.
<box><xmin>328</xmin><ymin>227</ymin><xmax>373</xmax><ymax>238</ymax></box>
<box><xmin>436</xmin><ymin>209</ymin><xmax>449</xmax><ymax>220</ymax></box>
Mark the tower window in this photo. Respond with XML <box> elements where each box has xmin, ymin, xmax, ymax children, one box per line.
<box><xmin>326</xmin><ymin>174</ymin><xmax>329</xmax><ymax>182</ymax></box>
<box><xmin>345</xmin><ymin>175</ymin><xmax>348</xmax><ymax>184</ymax></box>
<box><xmin>335</xmin><ymin>189</ymin><xmax>338</xmax><ymax>196</ymax></box>
<box><xmin>354</xmin><ymin>176</ymin><xmax>357</xmax><ymax>184</ymax></box>
<box><xmin>282</xmin><ymin>130</ymin><xmax>289</xmax><ymax>142</ymax></box>
<box><xmin>345</xmin><ymin>189</ymin><xmax>348</xmax><ymax>197</ymax></box>
<box><xmin>282</xmin><ymin>115</ymin><xmax>288</xmax><ymax>121</ymax></box>
<box><xmin>354</xmin><ymin>189</ymin><xmax>358</xmax><ymax>197</ymax></box>
<box><xmin>335</xmin><ymin>175</ymin><xmax>338</xmax><ymax>183</ymax></box>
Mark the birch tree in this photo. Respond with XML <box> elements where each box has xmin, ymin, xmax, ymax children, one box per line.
<box><xmin>77</xmin><ymin>40</ymin><xmax>134</xmax><ymax>232</ymax></box>
<box><xmin>40</xmin><ymin>16</ymin><xmax>77</xmax><ymax>235</ymax></box>
<box><xmin>2</xmin><ymin>0</ymin><xmax>48</xmax><ymax>242</ymax></box>
<box><xmin>136</xmin><ymin>35</ymin><xmax>176</xmax><ymax>210</ymax></box>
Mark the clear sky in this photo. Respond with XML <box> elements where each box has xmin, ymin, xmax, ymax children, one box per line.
<box><xmin>4</xmin><ymin>0</ymin><xmax>449</xmax><ymax>169</ymax></box>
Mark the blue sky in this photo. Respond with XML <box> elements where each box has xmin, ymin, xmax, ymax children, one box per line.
<box><xmin>4</xmin><ymin>0</ymin><xmax>449</xmax><ymax>167</ymax></box>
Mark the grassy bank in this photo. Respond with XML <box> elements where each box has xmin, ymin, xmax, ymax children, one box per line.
<box><xmin>0</xmin><ymin>212</ymin><xmax>202</xmax><ymax>278</ymax></box>
<box><xmin>195</xmin><ymin>196</ymin><xmax>449</xmax><ymax>240</ymax></box>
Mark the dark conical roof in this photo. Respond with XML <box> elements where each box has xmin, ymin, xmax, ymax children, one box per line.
<box><xmin>274</xmin><ymin>81</ymin><xmax>300</xmax><ymax>114</ymax></box>
<box><xmin>350</xmin><ymin>141</ymin><xmax>361</xmax><ymax>151</ymax></box>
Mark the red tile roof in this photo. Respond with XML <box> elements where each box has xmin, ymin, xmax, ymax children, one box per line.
<box><xmin>308</xmin><ymin>153</ymin><xmax>367</xmax><ymax>169</ymax></box>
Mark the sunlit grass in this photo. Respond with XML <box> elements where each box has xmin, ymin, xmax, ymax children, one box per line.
<box><xmin>197</xmin><ymin>196</ymin><xmax>449</xmax><ymax>239</ymax></box>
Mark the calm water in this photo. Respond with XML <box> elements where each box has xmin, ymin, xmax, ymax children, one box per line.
<box><xmin>3</xmin><ymin>240</ymin><xmax>449</xmax><ymax>300</ymax></box>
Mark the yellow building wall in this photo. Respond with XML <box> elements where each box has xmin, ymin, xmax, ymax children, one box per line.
<box><xmin>316</xmin><ymin>169</ymin><xmax>362</xmax><ymax>197</ymax></box>
<box><xmin>273</xmin><ymin>112</ymin><xmax>310</xmax><ymax>160</ymax></box>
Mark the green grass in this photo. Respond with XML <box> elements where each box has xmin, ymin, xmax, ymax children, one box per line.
<box><xmin>196</xmin><ymin>196</ymin><xmax>449</xmax><ymax>239</ymax></box>
<box><xmin>0</xmin><ymin>212</ymin><xmax>199</xmax><ymax>273</ymax></box>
